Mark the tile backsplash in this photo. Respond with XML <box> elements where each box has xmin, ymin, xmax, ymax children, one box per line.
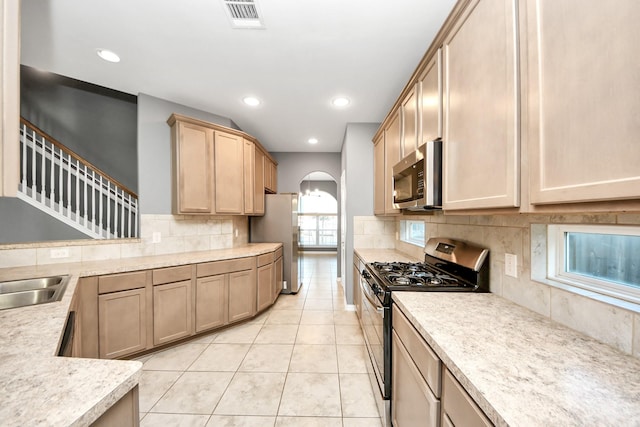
<box><xmin>353</xmin><ymin>216</ymin><xmax>395</xmax><ymax>249</ymax></box>
<box><xmin>0</xmin><ymin>214</ymin><xmax>249</xmax><ymax>269</ymax></box>
<box><xmin>392</xmin><ymin>212</ymin><xmax>640</xmax><ymax>359</ymax></box>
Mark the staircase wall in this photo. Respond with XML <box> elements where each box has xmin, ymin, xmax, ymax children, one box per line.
<box><xmin>0</xmin><ymin>197</ymin><xmax>88</xmax><ymax>243</ymax></box>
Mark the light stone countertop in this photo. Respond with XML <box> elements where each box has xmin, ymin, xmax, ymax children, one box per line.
<box><xmin>392</xmin><ymin>292</ymin><xmax>640</xmax><ymax>427</ymax></box>
<box><xmin>0</xmin><ymin>243</ymin><xmax>281</xmax><ymax>426</ymax></box>
<box><xmin>354</xmin><ymin>248</ymin><xmax>421</xmax><ymax>264</ymax></box>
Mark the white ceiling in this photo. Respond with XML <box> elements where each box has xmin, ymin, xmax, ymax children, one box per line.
<box><xmin>20</xmin><ymin>0</ymin><xmax>456</xmax><ymax>153</ymax></box>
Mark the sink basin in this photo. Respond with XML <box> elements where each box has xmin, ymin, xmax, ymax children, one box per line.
<box><xmin>0</xmin><ymin>275</ymin><xmax>69</xmax><ymax>310</ymax></box>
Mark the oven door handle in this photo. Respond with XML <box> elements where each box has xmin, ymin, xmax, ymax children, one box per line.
<box><xmin>360</xmin><ymin>278</ymin><xmax>384</xmax><ymax>314</ymax></box>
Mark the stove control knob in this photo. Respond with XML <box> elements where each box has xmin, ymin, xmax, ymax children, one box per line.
<box><xmin>361</xmin><ymin>270</ymin><xmax>371</xmax><ymax>279</ymax></box>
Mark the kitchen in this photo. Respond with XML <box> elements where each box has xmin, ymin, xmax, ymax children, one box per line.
<box><xmin>2</xmin><ymin>0</ymin><xmax>640</xmax><ymax>426</ymax></box>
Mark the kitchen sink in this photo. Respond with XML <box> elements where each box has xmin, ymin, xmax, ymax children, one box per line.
<box><xmin>0</xmin><ymin>275</ymin><xmax>69</xmax><ymax>310</ymax></box>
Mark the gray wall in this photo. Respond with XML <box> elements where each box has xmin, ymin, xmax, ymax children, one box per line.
<box><xmin>299</xmin><ymin>180</ymin><xmax>338</xmax><ymax>201</ymax></box>
<box><xmin>20</xmin><ymin>65</ymin><xmax>138</xmax><ymax>191</ymax></box>
<box><xmin>0</xmin><ymin>198</ymin><xmax>89</xmax><ymax>243</ymax></box>
<box><xmin>137</xmin><ymin>94</ymin><xmax>238</xmax><ymax>214</ymax></box>
<box><xmin>271</xmin><ymin>152</ymin><xmax>342</xmax><ymax>275</ymax></box>
<box><xmin>341</xmin><ymin>123</ymin><xmax>378</xmax><ymax>304</ymax></box>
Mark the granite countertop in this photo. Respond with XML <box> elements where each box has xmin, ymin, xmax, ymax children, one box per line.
<box><xmin>392</xmin><ymin>292</ymin><xmax>640</xmax><ymax>427</ymax></box>
<box><xmin>0</xmin><ymin>243</ymin><xmax>281</xmax><ymax>426</ymax></box>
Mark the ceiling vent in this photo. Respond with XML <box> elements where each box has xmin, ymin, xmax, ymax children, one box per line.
<box><xmin>222</xmin><ymin>0</ymin><xmax>265</xmax><ymax>29</ymax></box>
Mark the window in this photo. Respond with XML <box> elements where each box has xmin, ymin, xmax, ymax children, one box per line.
<box><xmin>548</xmin><ymin>224</ymin><xmax>640</xmax><ymax>305</ymax></box>
<box><xmin>298</xmin><ymin>191</ymin><xmax>338</xmax><ymax>249</ymax></box>
<box><xmin>400</xmin><ymin>220</ymin><xmax>425</xmax><ymax>247</ymax></box>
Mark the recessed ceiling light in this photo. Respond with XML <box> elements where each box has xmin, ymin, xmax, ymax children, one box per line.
<box><xmin>308</xmin><ymin>138</ymin><xmax>319</xmax><ymax>144</ymax></box>
<box><xmin>243</xmin><ymin>96</ymin><xmax>261</xmax><ymax>106</ymax></box>
<box><xmin>96</xmin><ymin>49</ymin><xmax>120</xmax><ymax>63</ymax></box>
<box><xmin>331</xmin><ymin>97</ymin><xmax>350</xmax><ymax>107</ymax></box>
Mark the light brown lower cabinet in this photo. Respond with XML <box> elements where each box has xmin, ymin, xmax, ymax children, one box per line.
<box><xmin>392</xmin><ymin>331</ymin><xmax>440</xmax><ymax>427</ymax></box>
<box><xmin>228</xmin><ymin>269</ymin><xmax>256</xmax><ymax>323</ymax></box>
<box><xmin>273</xmin><ymin>251</ymin><xmax>283</xmax><ymax>303</ymax></box>
<box><xmin>91</xmin><ymin>386</ymin><xmax>139</xmax><ymax>427</ymax></box>
<box><xmin>153</xmin><ymin>280</ymin><xmax>192</xmax><ymax>346</ymax></box>
<box><xmin>75</xmin><ymin>250</ymin><xmax>280</xmax><ymax>359</ymax></box>
<box><xmin>256</xmin><ymin>252</ymin><xmax>275</xmax><ymax>312</ymax></box>
<box><xmin>441</xmin><ymin>368</ymin><xmax>492</xmax><ymax>427</ymax></box>
<box><xmin>195</xmin><ymin>274</ymin><xmax>227</xmax><ymax>333</ymax></box>
<box><xmin>98</xmin><ymin>288</ymin><xmax>147</xmax><ymax>359</ymax></box>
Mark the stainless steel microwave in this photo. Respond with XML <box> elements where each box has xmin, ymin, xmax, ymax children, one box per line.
<box><xmin>392</xmin><ymin>138</ymin><xmax>442</xmax><ymax>210</ymax></box>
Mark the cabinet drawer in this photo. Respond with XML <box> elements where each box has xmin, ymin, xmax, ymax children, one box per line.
<box><xmin>442</xmin><ymin>368</ymin><xmax>492</xmax><ymax>427</ymax></box>
<box><xmin>153</xmin><ymin>265</ymin><xmax>192</xmax><ymax>285</ymax></box>
<box><xmin>98</xmin><ymin>271</ymin><xmax>147</xmax><ymax>294</ymax></box>
<box><xmin>257</xmin><ymin>252</ymin><xmax>274</xmax><ymax>267</ymax></box>
<box><xmin>275</xmin><ymin>247</ymin><xmax>283</xmax><ymax>260</ymax></box>
<box><xmin>392</xmin><ymin>304</ymin><xmax>441</xmax><ymax>397</ymax></box>
<box><xmin>197</xmin><ymin>257</ymin><xmax>254</xmax><ymax>277</ymax></box>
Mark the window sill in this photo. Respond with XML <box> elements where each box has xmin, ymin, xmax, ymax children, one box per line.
<box><xmin>531</xmin><ymin>274</ymin><xmax>640</xmax><ymax>314</ymax></box>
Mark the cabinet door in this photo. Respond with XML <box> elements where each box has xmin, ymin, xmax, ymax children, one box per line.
<box><xmin>442</xmin><ymin>0</ymin><xmax>519</xmax><ymax>210</ymax></box>
<box><xmin>401</xmin><ymin>85</ymin><xmax>418</xmax><ymax>158</ymax></box>
<box><xmin>273</xmin><ymin>255</ymin><xmax>283</xmax><ymax>302</ymax></box>
<box><xmin>98</xmin><ymin>288</ymin><xmax>147</xmax><ymax>359</ymax></box>
<box><xmin>195</xmin><ymin>275</ymin><xmax>227</xmax><ymax>332</ymax></box>
<box><xmin>384</xmin><ymin>112</ymin><xmax>402</xmax><ymax>215</ymax></box>
<box><xmin>173</xmin><ymin>122</ymin><xmax>213</xmax><ymax>213</ymax></box>
<box><xmin>391</xmin><ymin>331</ymin><xmax>440</xmax><ymax>427</ymax></box>
<box><xmin>526</xmin><ymin>0</ymin><xmax>640</xmax><ymax>205</ymax></box>
<box><xmin>254</xmin><ymin>148</ymin><xmax>265</xmax><ymax>215</ymax></box>
<box><xmin>243</xmin><ymin>139</ymin><xmax>255</xmax><ymax>214</ymax></box>
<box><xmin>264</xmin><ymin>158</ymin><xmax>277</xmax><ymax>193</ymax></box>
<box><xmin>153</xmin><ymin>280</ymin><xmax>193</xmax><ymax>346</ymax></box>
<box><xmin>229</xmin><ymin>269</ymin><xmax>256</xmax><ymax>323</ymax></box>
<box><xmin>214</xmin><ymin>130</ymin><xmax>244</xmax><ymax>214</ymax></box>
<box><xmin>442</xmin><ymin>368</ymin><xmax>492</xmax><ymax>427</ymax></box>
<box><xmin>420</xmin><ymin>49</ymin><xmax>442</xmax><ymax>144</ymax></box>
<box><xmin>256</xmin><ymin>263</ymin><xmax>274</xmax><ymax>312</ymax></box>
<box><xmin>373</xmin><ymin>133</ymin><xmax>386</xmax><ymax>215</ymax></box>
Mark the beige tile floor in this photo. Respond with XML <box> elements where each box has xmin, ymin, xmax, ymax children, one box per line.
<box><xmin>136</xmin><ymin>252</ymin><xmax>382</xmax><ymax>427</ymax></box>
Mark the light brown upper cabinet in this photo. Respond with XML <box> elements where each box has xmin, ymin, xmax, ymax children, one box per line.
<box><xmin>170</xmin><ymin>120</ymin><xmax>214</xmax><ymax>214</ymax></box>
<box><xmin>385</xmin><ymin>112</ymin><xmax>402</xmax><ymax>214</ymax></box>
<box><xmin>419</xmin><ymin>49</ymin><xmax>442</xmax><ymax>144</ymax></box>
<box><xmin>254</xmin><ymin>148</ymin><xmax>265</xmax><ymax>215</ymax></box>
<box><xmin>168</xmin><ymin>114</ymin><xmax>274</xmax><ymax>215</ymax></box>
<box><xmin>214</xmin><ymin>130</ymin><xmax>244</xmax><ymax>214</ymax></box>
<box><xmin>373</xmin><ymin>132</ymin><xmax>386</xmax><ymax>215</ymax></box>
<box><xmin>524</xmin><ymin>0</ymin><xmax>640</xmax><ymax>206</ymax></box>
<box><xmin>442</xmin><ymin>0</ymin><xmax>520</xmax><ymax>210</ymax></box>
<box><xmin>0</xmin><ymin>0</ymin><xmax>20</xmax><ymax>197</ymax></box>
<box><xmin>401</xmin><ymin>84</ymin><xmax>419</xmax><ymax>158</ymax></box>
<box><xmin>265</xmin><ymin>157</ymin><xmax>278</xmax><ymax>194</ymax></box>
<box><xmin>373</xmin><ymin>111</ymin><xmax>402</xmax><ymax>216</ymax></box>
<box><xmin>243</xmin><ymin>139</ymin><xmax>255</xmax><ymax>214</ymax></box>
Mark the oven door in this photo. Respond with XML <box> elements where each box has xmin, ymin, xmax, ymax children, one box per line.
<box><xmin>360</xmin><ymin>274</ymin><xmax>389</xmax><ymax>398</ymax></box>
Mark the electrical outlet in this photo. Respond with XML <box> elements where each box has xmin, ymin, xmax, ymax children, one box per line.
<box><xmin>50</xmin><ymin>248</ymin><xmax>69</xmax><ymax>259</ymax></box>
<box><xmin>505</xmin><ymin>253</ymin><xmax>518</xmax><ymax>278</ymax></box>
<box><xmin>152</xmin><ymin>232</ymin><xmax>161</xmax><ymax>243</ymax></box>
<box><xmin>283</xmin><ymin>280</ymin><xmax>287</xmax><ymax>290</ymax></box>
<box><xmin>235</xmin><ymin>229</ymin><xmax>239</xmax><ymax>238</ymax></box>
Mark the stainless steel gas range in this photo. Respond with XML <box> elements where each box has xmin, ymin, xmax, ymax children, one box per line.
<box><xmin>359</xmin><ymin>237</ymin><xmax>489</xmax><ymax>426</ymax></box>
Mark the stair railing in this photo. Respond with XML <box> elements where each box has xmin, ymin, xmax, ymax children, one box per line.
<box><xmin>18</xmin><ymin>118</ymin><xmax>139</xmax><ymax>239</ymax></box>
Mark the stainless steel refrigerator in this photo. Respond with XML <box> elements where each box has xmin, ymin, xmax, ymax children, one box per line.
<box><xmin>250</xmin><ymin>193</ymin><xmax>302</xmax><ymax>294</ymax></box>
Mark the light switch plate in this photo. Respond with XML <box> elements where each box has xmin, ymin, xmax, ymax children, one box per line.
<box><xmin>505</xmin><ymin>253</ymin><xmax>518</xmax><ymax>278</ymax></box>
<box><xmin>152</xmin><ymin>232</ymin><xmax>161</xmax><ymax>243</ymax></box>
